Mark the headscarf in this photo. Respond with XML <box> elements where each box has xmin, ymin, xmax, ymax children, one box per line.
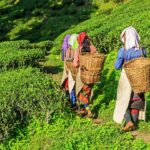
<box><xmin>62</xmin><ymin>34</ymin><xmax>71</xmax><ymax>51</ymax></box>
<box><xmin>77</xmin><ymin>32</ymin><xmax>89</xmax><ymax>47</ymax></box>
<box><xmin>68</xmin><ymin>34</ymin><xmax>79</xmax><ymax>50</ymax></box>
<box><xmin>121</xmin><ymin>26</ymin><xmax>140</xmax><ymax>50</ymax></box>
<box><xmin>62</xmin><ymin>34</ymin><xmax>70</xmax><ymax>61</ymax></box>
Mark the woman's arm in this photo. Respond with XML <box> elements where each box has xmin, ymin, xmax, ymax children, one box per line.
<box><xmin>90</xmin><ymin>42</ymin><xmax>97</xmax><ymax>53</ymax></box>
<box><xmin>90</xmin><ymin>44</ymin><xmax>97</xmax><ymax>53</ymax></box>
<box><xmin>114</xmin><ymin>48</ymin><xmax>124</xmax><ymax>70</ymax></box>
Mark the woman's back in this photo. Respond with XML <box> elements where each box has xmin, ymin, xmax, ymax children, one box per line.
<box><xmin>115</xmin><ymin>47</ymin><xmax>146</xmax><ymax>69</ymax></box>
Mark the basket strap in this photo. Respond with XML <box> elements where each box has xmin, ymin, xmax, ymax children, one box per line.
<box><xmin>123</xmin><ymin>49</ymin><xmax>127</xmax><ymax>63</ymax></box>
<box><xmin>141</xmin><ymin>48</ymin><xmax>146</xmax><ymax>57</ymax></box>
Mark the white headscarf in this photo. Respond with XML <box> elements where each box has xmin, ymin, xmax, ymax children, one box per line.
<box><xmin>121</xmin><ymin>26</ymin><xmax>140</xmax><ymax>50</ymax></box>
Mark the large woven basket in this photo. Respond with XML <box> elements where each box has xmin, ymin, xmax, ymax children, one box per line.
<box><xmin>123</xmin><ymin>57</ymin><xmax>150</xmax><ymax>93</ymax></box>
<box><xmin>65</xmin><ymin>60</ymin><xmax>78</xmax><ymax>80</ymax></box>
<box><xmin>80</xmin><ymin>53</ymin><xmax>106</xmax><ymax>84</ymax></box>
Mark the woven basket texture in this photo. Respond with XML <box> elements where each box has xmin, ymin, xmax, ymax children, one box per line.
<box><xmin>80</xmin><ymin>53</ymin><xmax>106</xmax><ymax>84</ymax></box>
<box><xmin>123</xmin><ymin>57</ymin><xmax>150</xmax><ymax>93</ymax></box>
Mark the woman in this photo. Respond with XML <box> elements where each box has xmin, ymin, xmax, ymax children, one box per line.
<box><xmin>113</xmin><ymin>26</ymin><xmax>146</xmax><ymax>131</ymax></box>
<box><xmin>61</xmin><ymin>34</ymin><xmax>77</xmax><ymax>108</ymax></box>
<box><xmin>73</xmin><ymin>32</ymin><xmax>97</xmax><ymax>117</ymax></box>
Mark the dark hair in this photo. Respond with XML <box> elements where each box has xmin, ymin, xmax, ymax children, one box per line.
<box><xmin>81</xmin><ymin>37</ymin><xmax>90</xmax><ymax>53</ymax></box>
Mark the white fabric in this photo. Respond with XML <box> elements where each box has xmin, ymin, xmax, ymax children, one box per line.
<box><xmin>121</xmin><ymin>26</ymin><xmax>140</xmax><ymax>50</ymax></box>
<box><xmin>113</xmin><ymin>69</ymin><xmax>146</xmax><ymax>124</ymax></box>
<box><xmin>61</xmin><ymin>63</ymin><xmax>75</xmax><ymax>94</ymax></box>
<box><xmin>113</xmin><ymin>69</ymin><xmax>132</xmax><ymax>123</ymax></box>
<box><xmin>68</xmin><ymin>71</ymin><xmax>75</xmax><ymax>94</ymax></box>
<box><xmin>61</xmin><ymin>63</ymin><xmax>68</xmax><ymax>86</ymax></box>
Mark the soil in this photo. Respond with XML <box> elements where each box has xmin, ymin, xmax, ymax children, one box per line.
<box><xmin>131</xmin><ymin>131</ymin><xmax>150</xmax><ymax>143</ymax></box>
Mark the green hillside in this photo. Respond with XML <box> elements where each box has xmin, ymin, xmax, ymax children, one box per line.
<box><xmin>0</xmin><ymin>0</ymin><xmax>96</xmax><ymax>42</ymax></box>
<box><xmin>52</xmin><ymin>0</ymin><xmax>150</xmax><ymax>54</ymax></box>
<box><xmin>0</xmin><ymin>0</ymin><xmax>150</xmax><ymax>149</ymax></box>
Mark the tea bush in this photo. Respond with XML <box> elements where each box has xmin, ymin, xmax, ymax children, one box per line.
<box><xmin>51</xmin><ymin>0</ymin><xmax>150</xmax><ymax>54</ymax></box>
<box><xmin>0</xmin><ymin>67</ymin><xmax>65</xmax><ymax>141</ymax></box>
<box><xmin>0</xmin><ymin>40</ymin><xmax>52</xmax><ymax>70</ymax></box>
<box><xmin>1</xmin><ymin>116</ymin><xmax>150</xmax><ymax>149</ymax></box>
<box><xmin>0</xmin><ymin>0</ymin><xmax>96</xmax><ymax>42</ymax></box>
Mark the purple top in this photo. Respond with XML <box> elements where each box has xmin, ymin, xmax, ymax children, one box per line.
<box><xmin>114</xmin><ymin>47</ymin><xmax>146</xmax><ymax>70</ymax></box>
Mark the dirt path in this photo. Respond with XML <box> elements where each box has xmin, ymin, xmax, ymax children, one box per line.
<box><xmin>132</xmin><ymin>131</ymin><xmax>150</xmax><ymax>144</ymax></box>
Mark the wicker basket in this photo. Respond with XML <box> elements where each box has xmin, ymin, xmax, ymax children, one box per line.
<box><xmin>80</xmin><ymin>53</ymin><xmax>106</xmax><ymax>84</ymax></box>
<box><xmin>123</xmin><ymin>57</ymin><xmax>150</xmax><ymax>93</ymax></box>
<box><xmin>65</xmin><ymin>60</ymin><xmax>78</xmax><ymax>80</ymax></box>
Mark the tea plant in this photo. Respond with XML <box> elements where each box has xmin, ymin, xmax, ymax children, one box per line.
<box><xmin>52</xmin><ymin>0</ymin><xmax>150</xmax><ymax>54</ymax></box>
<box><xmin>1</xmin><ymin>116</ymin><xmax>149</xmax><ymax>150</ymax></box>
<box><xmin>0</xmin><ymin>40</ymin><xmax>52</xmax><ymax>70</ymax></box>
<box><xmin>0</xmin><ymin>67</ymin><xmax>65</xmax><ymax>141</ymax></box>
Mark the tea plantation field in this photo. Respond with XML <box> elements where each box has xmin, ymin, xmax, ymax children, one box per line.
<box><xmin>0</xmin><ymin>0</ymin><xmax>150</xmax><ymax>149</ymax></box>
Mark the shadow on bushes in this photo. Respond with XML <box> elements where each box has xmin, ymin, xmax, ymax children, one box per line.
<box><xmin>42</xmin><ymin>65</ymin><xmax>63</xmax><ymax>74</ymax></box>
<box><xmin>0</xmin><ymin>0</ymin><xmax>96</xmax><ymax>42</ymax></box>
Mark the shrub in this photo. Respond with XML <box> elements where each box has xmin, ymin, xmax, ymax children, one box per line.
<box><xmin>51</xmin><ymin>0</ymin><xmax>150</xmax><ymax>54</ymax></box>
<box><xmin>1</xmin><ymin>117</ymin><xmax>150</xmax><ymax>149</ymax></box>
<box><xmin>104</xmin><ymin>0</ymin><xmax>110</xmax><ymax>3</ymax></box>
<box><xmin>67</xmin><ymin>3</ymin><xmax>77</xmax><ymax>14</ymax></box>
<box><xmin>113</xmin><ymin>0</ymin><xmax>124</xmax><ymax>3</ymax></box>
<box><xmin>0</xmin><ymin>40</ymin><xmax>52</xmax><ymax>71</ymax></box>
<box><xmin>0</xmin><ymin>67</ymin><xmax>65</xmax><ymax>141</ymax></box>
<box><xmin>74</xmin><ymin>0</ymin><xmax>85</xmax><ymax>6</ymax></box>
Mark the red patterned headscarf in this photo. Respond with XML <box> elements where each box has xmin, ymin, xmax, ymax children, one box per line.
<box><xmin>77</xmin><ymin>32</ymin><xmax>90</xmax><ymax>47</ymax></box>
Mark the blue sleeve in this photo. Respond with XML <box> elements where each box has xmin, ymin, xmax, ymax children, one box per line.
<box><xmin>114</xmin><ymin>48</ymin><xmax>124</xmax><ymax>70</ymax></box>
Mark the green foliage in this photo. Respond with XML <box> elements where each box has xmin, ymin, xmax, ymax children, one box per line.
<box><xmin>1</xmin><ymin>116</ymin><xmax>150</xmax><ymax>149</ymax></box>
<box><xmin>74</xmin><ymin>0</ymin><xmax>85</xmax><ymax>6</ymax></box>
<box><xmin>0</xmin><ymin>0</ymin><xmax>150</xmax><ymax>148</ymax></box>
<box><xmin>104</xmin><ymin>0</ymin><xmax>124</xmax><ymax>3</ymax></box>
<box><xmin>114</xmin><ymin>0</ymin><xmax>124</xmax><ymax>3</ymax></box>
<box><xmin>67</xmin><ymin>3</ymin><xmax>77</xmax><ymax>14</ymax></box>
<box><xmin>0</xmin><ymin>40</ymin><xmax>52</xmax><ymax>71</ymax></box>
<box><xmin>32</xmin><ymin>40</ymin><xmax>53</xmax><ymax>51</ymax></box>
<box><xmin>0</xmin><ymin>67</ymin><xmax>65</xmax><ymax>141</ymax></box>
<box><xmin>0</xmin><ymin>0</ymin><xmax>96</xmax><ymax>42</ymax></box>
<box><xmin>104</xmin><ymin>0</ymin><xmax>110</xmax><ymax>3</ymax></box>
<box><xmin>51</xmin><ymin>0</ymin><xmax>150</xmax><ymax>54</ymax></box>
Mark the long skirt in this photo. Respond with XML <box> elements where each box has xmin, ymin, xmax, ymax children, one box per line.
<box><xmin>113</xmin><ymin>69</ymin><xmax>146</xmax><ymax>124</ymax></box>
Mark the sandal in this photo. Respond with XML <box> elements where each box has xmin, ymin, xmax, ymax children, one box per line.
<box><xmin>122</xmin><ymin>121</ymin><xmax>136</xmax><ymax>132</ymax></box>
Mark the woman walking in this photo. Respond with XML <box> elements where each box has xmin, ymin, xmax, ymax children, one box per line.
<box><xmin>61</xmin><ymin>34</ymin><xmax>78</xmax><ymax>108</ymax></box>
<box><xmin>113</xmin><ymin>26</ymin><xmax>147</xmax><ymax>131</ymax></box>
<box><xmin>73</xmin><ymin>32</ymin><xmax>97</xmax><ymax>117</ymax></box>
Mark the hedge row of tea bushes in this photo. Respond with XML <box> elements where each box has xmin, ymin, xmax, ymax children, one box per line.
<box><xmin>0</xmin><ymin>0</ymin><xmax>96</xmax><ymax>42</ymax></box>
<box><xmin>0</xmin><ymin>67</ymin><xmax>65</xmax><ymax>141</ymax></box>
<box><xmin>1</xmin><ymin>51</ymin><xmax>150</xmax><ymax>149</ymax></box>
<box><xmin>0</xmin><ymin>40</ymin><xmax>52</xmax><ymax>70</ymax></box>
<box><xmin>0</xmin><ymin>40</ymin><xmax>66</xmax><ymax>142</ymax></box>
<box><xmin>52</xmin><ymin>0</ymin><xmax>150</xmax><ymax>54</ymax></box>
<box><xmin>1</xmin><ymin>115</ymin><xmax>149</xmax><ymax>149</ymax></box>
